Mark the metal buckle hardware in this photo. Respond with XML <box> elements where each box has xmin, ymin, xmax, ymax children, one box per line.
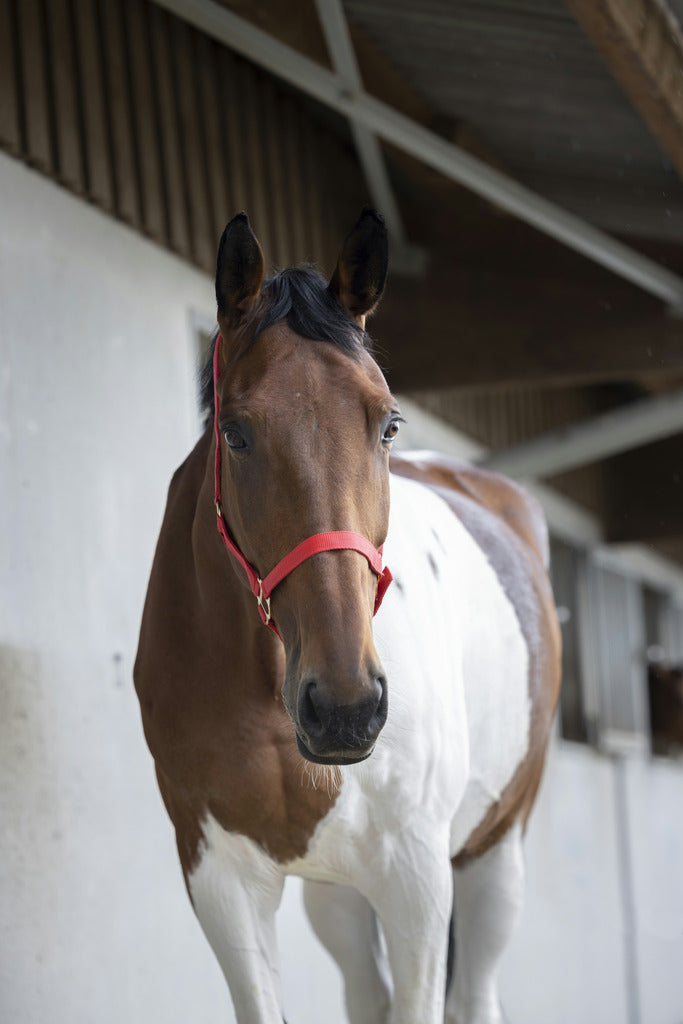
<box><xmin>256</xmin><ymin>579</ymin><xmax>271</xmax><ymax>625</ymax></box>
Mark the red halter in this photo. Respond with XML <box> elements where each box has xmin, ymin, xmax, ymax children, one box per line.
<box><xmin>212</xmin><ymin>337</ymin><xmax>393</xmax><ymax>639</ymax></box>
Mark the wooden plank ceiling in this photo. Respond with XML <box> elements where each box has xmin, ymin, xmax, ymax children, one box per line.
<box><xmin>347</xmin><ymin>0</ymin><xmax>683</xmax><ymax>556</ymax></box>
<box><xmin>0</xmin><ymin>0</ymin><xmax>366</xmax><ymax>274</ymax></box>
<box><xmin>209</xmin><ymin>0</ymin><xmax>683</xmax><ymax>551</ymax></box>
<box><xmin>1</xmin><ymin>0</ymin><xmax>682</xmax><ymax>554</ymax></box>
<box><xmin>344</xmin><ymin>0</ymin><xmax>683</xmax><ymax>242</ymax></box>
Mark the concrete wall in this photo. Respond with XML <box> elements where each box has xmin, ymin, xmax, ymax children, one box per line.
<box><xmin>501</xmin><ymin>744</ymin><xmax>683</xmax><ymax>1024</ymax></box>
<box><xmin>625</xmin><ymin>756</ymin><xmax>683</xmax><ymax>1024</ymax></box>
<box><xmin>2</xmin><ymin>152</ymin><xmax>683</xmax><ymax>1024</ymax></box>
<box><xmin>0</xmin><ymin>151</ymin><xmax>248</xmax><ymax>1022</ymax></box>
<box><xmin>500</xmin><ymin>742</ymin><xmax>629</xmax><ymax>1024</ymax></box>
<box><xmin>0</xmin><ymin>149</ymin><xmax>350</xmax><ymax>1024</ymax></box>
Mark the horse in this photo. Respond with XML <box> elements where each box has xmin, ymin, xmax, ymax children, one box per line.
<box><xmin>134</xmin><ymin>208</ymin><xmax>561</xmax><ymax>1024</ymax></box>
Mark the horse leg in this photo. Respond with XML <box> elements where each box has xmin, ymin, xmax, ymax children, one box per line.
<box><xmin>363</xmin><ymin>830</ymin><xmax>453</xmax><ymax>1024</ymax></box>
<box><xmin>445</xmin><ymin>823</ymin><xmax>524</xmax><ymax>1024</ymax></box>
<box><xmin>302</xmin><ymin>880</ymin><xmax>392</xmax><ymax>1024</ymax></box>
<box><xmin>188</xmin><ymin>828</ymin><xmax>285</xmax><ymax>1024</ymax></box>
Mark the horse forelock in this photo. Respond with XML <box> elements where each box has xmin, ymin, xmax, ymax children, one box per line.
<box><xmin>200</xmin><ymin>266</ymin><xmax>369</xmax><ymax>421</ymax></box>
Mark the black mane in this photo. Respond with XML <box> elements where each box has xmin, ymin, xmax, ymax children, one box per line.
<box><xmin>199</xmin><ymin>266</ymin><xmax>368</xmax><ymax>419</ymax></box>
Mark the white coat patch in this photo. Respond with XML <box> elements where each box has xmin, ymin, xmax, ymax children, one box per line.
<box><xmin>377</xmin><ymin>473</ymin><xmax>531</xmax><ymax>856</ymax></box>
<box><xmin>188</xmin><ymin>471</ymin><xmax>533</xmax><ymax>1023</ymax></box>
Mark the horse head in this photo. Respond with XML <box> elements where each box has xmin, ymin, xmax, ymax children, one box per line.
<box><xmin>212</xmin><ymin>209</ymin><xmax>400</xmax><ymax>765</ymax></box>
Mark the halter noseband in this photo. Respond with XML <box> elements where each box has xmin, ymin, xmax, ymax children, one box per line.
<box><xmin>212</xmin><ymin>336</ymin><xmax>393</xmax><ymax>639</ymax></box>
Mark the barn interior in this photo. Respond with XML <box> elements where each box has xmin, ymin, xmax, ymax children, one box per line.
<box><xmin>1</xmin><ymin>1</ymin><xmax>683</xmax><ymax>1022</ymax></box>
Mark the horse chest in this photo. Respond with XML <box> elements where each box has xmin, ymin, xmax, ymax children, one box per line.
<box><xmin>261</xmin><ymin>474</ymin><xmax>533</xmax><ymax>880</ymax></box>
<box><xmin>159</xmin><ymin>470</ymin><xmax>533</xmax><ymax>886</ymax></box>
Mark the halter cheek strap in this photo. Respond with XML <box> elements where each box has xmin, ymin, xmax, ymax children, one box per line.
<box><xmin>212</xmin><ymin>336</ymin><xmax>393</xmax><ymax>639</ymax></box>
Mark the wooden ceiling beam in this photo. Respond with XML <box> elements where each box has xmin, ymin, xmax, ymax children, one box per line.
<box><xmin>604</xmin><ymin>435</ymin><xmax>683</xmax><ymax>542</ymax></box>
<box><xmin>566</xmin><ymin>0</ymin><xmax>683</xmax><ymax>183</ymax></box>
<box><xmin>157</xmin><ymin>0</ymin><xmax>683</xmax><ymax>306</ymax></box>
<box><xmin>215</xmin><ymin>0</ymin><xmax>431</xmax><ymax>122</ymax></box>
<box><xmin>479</xmin><ymin>388</ymin><xmax>683</xmax><ymax>478</ymax></box>
<box><xmin>374</xmin><ymin>261</ymin><xmax>683</xmax><ymax>390</ymax></box>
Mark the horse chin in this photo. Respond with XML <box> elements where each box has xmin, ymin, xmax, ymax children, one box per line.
<box><xmin>295</xmin><ymin>733</ymin><xmax>375</xmax><ymax>766</ymax></box>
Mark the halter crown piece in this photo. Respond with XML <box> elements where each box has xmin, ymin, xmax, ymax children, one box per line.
<box><xmin>212</xmin><ymin>336</ymin><xmax>393</xmax><ymax>640</ymax></box>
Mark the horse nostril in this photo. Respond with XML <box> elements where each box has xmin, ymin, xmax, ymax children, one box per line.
<box><xmin>299</xmin><ymin>679</ymin><xmax>325</xmax><ymax>739</ymax></box>
<box><xmin>296</xmin><ymin>670</ymin><xmax>389</xmax><ymax>752</ymax></box>
<box><xmin>368</xmin><ymin>674</ymin><xmax>388</xmax><ymax>737</ymax></box>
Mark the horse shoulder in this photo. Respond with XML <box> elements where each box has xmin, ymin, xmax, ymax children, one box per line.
<box><xmin>390</xmin><ymin>450</ymin><xmax>550</xmax><ymax>570</ymax></box>
<box><xmin>389</xmin><ymin>451</ymin><xmax>561</xmax><ymax>862</ymax></box>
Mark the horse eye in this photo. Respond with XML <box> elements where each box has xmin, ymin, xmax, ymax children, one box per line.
<box><xmin>382</xmin><ymin>418</ymin><xmax>402</xmax><ymax>445</ymax></box>
<box><xmin>223</xmin><ymin>427</ymin><xmax>248</xmax><ymax>451</ymax></box>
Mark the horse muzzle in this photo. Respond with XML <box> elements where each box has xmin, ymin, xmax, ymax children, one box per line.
<box><xmin>293</xmin><ymin>671</ymin><xmax>388</xmax><ymax>765</ymax></box>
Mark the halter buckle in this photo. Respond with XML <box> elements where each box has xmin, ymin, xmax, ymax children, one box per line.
<box><xmin>215</xmin><ymin>500</ymin><xmax>223</xmax><ymax>518</ymax></box>
<box><xmin>256</xmin><ymin>579</ymin><xmax>272</xmax><ymax>625</ymax></box>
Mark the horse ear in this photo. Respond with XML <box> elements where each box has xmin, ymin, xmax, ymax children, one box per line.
<box><xmin>215</xmin><ymin>213</ymin><xmax>265</xmax><ymax>331</ymax></box>
<box><xmin>328</xmin><ymin>207</ymin><xmax>388</xmax><ymax>328</ymax></box>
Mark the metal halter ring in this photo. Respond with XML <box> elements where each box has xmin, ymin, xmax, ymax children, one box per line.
<box><xmin>256</xmin><ymin>579</ymin><xmax>272</xmax><ymax>625</ymax></box>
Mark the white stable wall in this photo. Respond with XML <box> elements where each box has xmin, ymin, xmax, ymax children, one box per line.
<box><xmin>500</xmin><ymin>743</ymin><xmax>629</xmax><ymax>1024</ymax></box>
<box><xmin>0</xmin><ymin>151</ymin><xmax>347</xmax><ymax>1024</ymax></box>
<box><xmin>625</xmin><ymin>755</ymin><xmax>683</xmax><ymax>1024</ymax></box>
<box><xmin>2</xmin><ymin>151</ymin><xmax>682</xmax><ymax>1024</ymax></box>
<box><xmin>501</xmin><ymin>744</ymin><xmax>683</xmax><ymax>1024</ymax></box>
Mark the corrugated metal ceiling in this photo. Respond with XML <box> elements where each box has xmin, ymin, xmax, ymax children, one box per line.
<box><xmin>344</xmin><ymin>0</ymin><xmax>683</xmax><ymax>240</ymax></box>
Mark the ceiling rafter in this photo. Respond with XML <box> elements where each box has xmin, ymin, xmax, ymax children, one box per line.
<box><xmin>314</xmin><ymin>0</ymin><xmax>402</xmax><ymax>240</ymax></box>
<box><xmin>313</xmin><ymin>0</ymin><xmax>426</xmax><ymax>274</ymax></box>
<box><xmin>372</xmin><ymin>249</ymin><xmax>683</xmax><ymax>390</ymax></box>
<box><xmin>478</xmin><ymin>387</ymin><xmax>683</xmax><ymax>479</ymax></box>
<box><xmin>152</xmin><ymin>0</ymin><xmax>683</xmax><ymax>309</ymax></box>
<box><xmin>565</xmin><ymin>0</ymin><xmax>683</xmax><ymax>183</ymax></box>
